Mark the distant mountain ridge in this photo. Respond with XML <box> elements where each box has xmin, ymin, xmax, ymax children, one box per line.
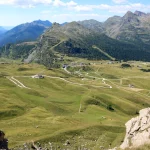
<box><xmin>0</xmin><ymin>26</ymin><xmax>7</xmax><ymax>35</ymax></box>
<box><xmin>78</xmin><ymin>19</ymin><xmax>104</xmax><ymax>33</ymax></box>
<box><xmin>2</xmin><ymin>26</ymin><xmax>14</xmax><ymax>30</ymax></box>
<box><xmin>104</xmin><ymin>10</ymin><xmax>150</xmax><ymax>45</ymax></box>
<box><xmin>0</xmin><ymin>20</ymin><xmax>52</xmax><ymax>47</ymax></box>
<box><xmin>1</xmin><ymin>10</ymin><xmax>150</xmax><ymax>64</ymax></box>
<box><xmin>1</xmin><ymin>10</ymin><xmax>150</xmax><ymax>47</ymax></box>
<box><xmin>26</xmin><ymin>20</ymin><xmax>150</xmax><ymax>67</ymax></box>
<box><xmin>78</xmin><ymin>10</ymin><xmax>150</xmax><ymax>46</ymax></box>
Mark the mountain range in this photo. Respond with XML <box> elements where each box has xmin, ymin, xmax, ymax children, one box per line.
<box><xmin>0</xmin><ymin>26</ymin><xmax>7</xmax><ymax>35</ymax></box>
<box><xmin>104</xmin><ymin>11</ymin><xmax>150</xmax><ymax>45</ymax></box>
<box><xmin>0</xmin><ymin>20</ymin><xmax>52</xmax><ymax>46</ymax></box>
<box><xmin>30</xmin><ymin>11</ymin><xmax>150</xmax><ymax>65</ymax></box>
<box><xmin>1</xmin><ymin>10</ymin><xmax>150</xmax><ymax>64</ymax></box>
<box><xmin>79</xmin><ymin>11</ymin><xmax>150</xmax><ymax>46</ymax></box>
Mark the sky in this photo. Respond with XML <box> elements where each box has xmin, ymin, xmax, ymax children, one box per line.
<box><xmin>0</xmin><ymin>0</ymin><xmax>150</xmax><ymax>26</ymax></box>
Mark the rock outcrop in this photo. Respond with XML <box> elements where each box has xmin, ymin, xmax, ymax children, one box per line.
<box><xmin>120</xmin><ymin>108</ymin><xmax>150</xmax><ymax>149</ymax></box>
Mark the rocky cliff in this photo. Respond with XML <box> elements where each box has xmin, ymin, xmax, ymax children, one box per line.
<box><xmin>120</xmin><ymin>108</ymin><xmax>150</xmax><ymax>149</ymax></box>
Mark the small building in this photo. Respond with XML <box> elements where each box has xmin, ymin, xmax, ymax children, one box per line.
<box><xmin>32</xmin><ymin>74</ymin><xmax>44</xmax><ymax>79</ymax></box>
<box><xmin>107</xmin><ymin>61</ymin><xmax>114</xmax><ymax>64</ymax></box>
<box><xmin>62</xmin><ymin>64</ymin><xmax>68</xmax><ymax>68</ymax></box>
<box><xmin>129</xmin><ymin>84</ymin><xmax>134</xmax><ymax>88</ymax></box>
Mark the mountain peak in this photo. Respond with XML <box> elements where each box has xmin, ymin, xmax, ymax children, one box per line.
<box><xmin>63</xmin><ymin>21</ymin><xmax>85</xmax><ymax>30</ymax></box>
<box><xmin>78</xmin><ymin>19</ymin><xmax>102</xmax><ymax>26</ymax></box>
<box><xmin>78</xmin><ymin>20</ymin><xmax>104</xmax><ymax>33</ymax></box>
<box><xmin>52</xmin><ymin>22</ymin><xmax>61</xmax><ymax>28</ymax></box>
<box><xmin>134</xmin><ymin>10</ymin><xmax>146</xmax><ymax>16</ymax></box>
<box><xmin>124</xmin><ymin>11</ymin><xmax>134</xmax><ymax>17</ymax></box>
<box><xmin>68</xmin><ymin>21</ymin><xmax>81</xmax><ymax>26</ymax></box>
<box><xmin>122</xmin><ymin>11</ymin><xmax>139</xmax><ymax>24</ymax></box>
<box><xmin>32</xmin><ymin>20</ymin><xmax>52</xmax><ymax>26</ymax></box>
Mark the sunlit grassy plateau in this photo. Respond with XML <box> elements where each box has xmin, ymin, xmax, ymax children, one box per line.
<box><xmin>0</xmin><ymin>59</ymin><xmax>150</xmax><ymax>149</ymax></box>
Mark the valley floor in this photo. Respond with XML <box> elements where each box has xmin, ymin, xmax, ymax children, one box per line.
<box><xmin>0</xmin><ymin>60</ymin><xmax>150</xmax><ymax>149</ymax></box>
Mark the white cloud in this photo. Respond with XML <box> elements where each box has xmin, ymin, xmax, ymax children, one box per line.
<box><xmin>41</xmin><ymin>10</ymin><xmax>51</xmax><ymax>14</ymax></box>
<box><xmin>1</xmin><ymin>0</ymin><xmax>150</xmax><ymax>15</ymax></box>
<box><xmin>0</xmin><ymin>0</ymin><xmax>14</xmax><ymax>5</ymax></box>
<box><xmin>0</xmin><ymin>0</ymin><xmax>53</xmax><ymax>8</ymax></box>
<box><xmin>72</xmin><ymin>4</ymin><xmax>109</xmax><ymax>12</ymax></box>
<box><xmin>66</xmin><ymin>1</ymin><xmax>77</xmax><ymax>7</ymax></box>
<box><xmin>53</xmin><ymin>0</ymin><xmax>77</xmax><ymax>7</ymax></box>
<box><xmin>0</xmin><ymin>0</ymin><xmax>77</xmax><ymax>8</ymax></box>
<box><xmin>104</xmin><ymin>3</ymin><xmax>150</xmax><ymax>13</ymax></box>
<box><xmin>68</xmin><ymin>3</ymin><xmax>150</xmax><ymax>14</ymax></box>
<box><xmin>112</xmin><ymin>0</ymin><xmax>127</xmax><ymax>4</ymax></box>
<box><xmin>53</xmin><ymin>0</ymin><xmax>65</xmax><ymax>6</ymax></box>
<box><xmin>74</xmin><ymin>5</ymin><xmax>94</xmax><ymax>11</ymax></box>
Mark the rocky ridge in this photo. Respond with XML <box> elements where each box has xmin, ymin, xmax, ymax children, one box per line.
<box><xmin>79</xmin><ymin>11</ymin><xmax>150</xmax><ymax>46</ymax></box>
<box><xmin>120</xmin><ymin>108</ymin><xmax>150</xmax><ymax>149</ymax></box>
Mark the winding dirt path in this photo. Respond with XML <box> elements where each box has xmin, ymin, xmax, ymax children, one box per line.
<box><xmin>63</xmin><ymin>66</ymin><xmax>112</xmax><ymax>89</ymax></box>
<box><xmin>6</xmin><ymin>76</ymin><xmax>31</xmax><ymax>89</ymax></box>
<box><xmin>44</xmin><ymin>75</ymin><xmax>110</xmax><ymax>88</ymax></box>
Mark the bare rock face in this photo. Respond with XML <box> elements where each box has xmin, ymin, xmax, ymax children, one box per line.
<box><xmin>120</xmin><ymin>108</ymin><xmax>150</xmax><ymax>149</ymax></box>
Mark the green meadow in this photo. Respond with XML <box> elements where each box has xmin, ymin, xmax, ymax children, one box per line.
<box><xmin>0</xmin><ymin>60</ymin><xmax>150</xmax><ymax>149</ymax></box>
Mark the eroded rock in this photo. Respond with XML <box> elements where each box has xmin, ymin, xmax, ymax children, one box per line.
<box><xmin>120</xmin><ymin>107</ymin><xmax>150</xmax><ymax>149</ymax></box>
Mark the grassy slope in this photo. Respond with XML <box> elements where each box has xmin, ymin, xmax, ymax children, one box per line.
<box><xmin>0</xmin><ymin>61</ymin><xmax>150</xmax><ymax>149</ymax></box>
<box><xmin>92</xmin><ymin>45</ymin><xmax>115</xmax><ymax>61</ymax></box>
